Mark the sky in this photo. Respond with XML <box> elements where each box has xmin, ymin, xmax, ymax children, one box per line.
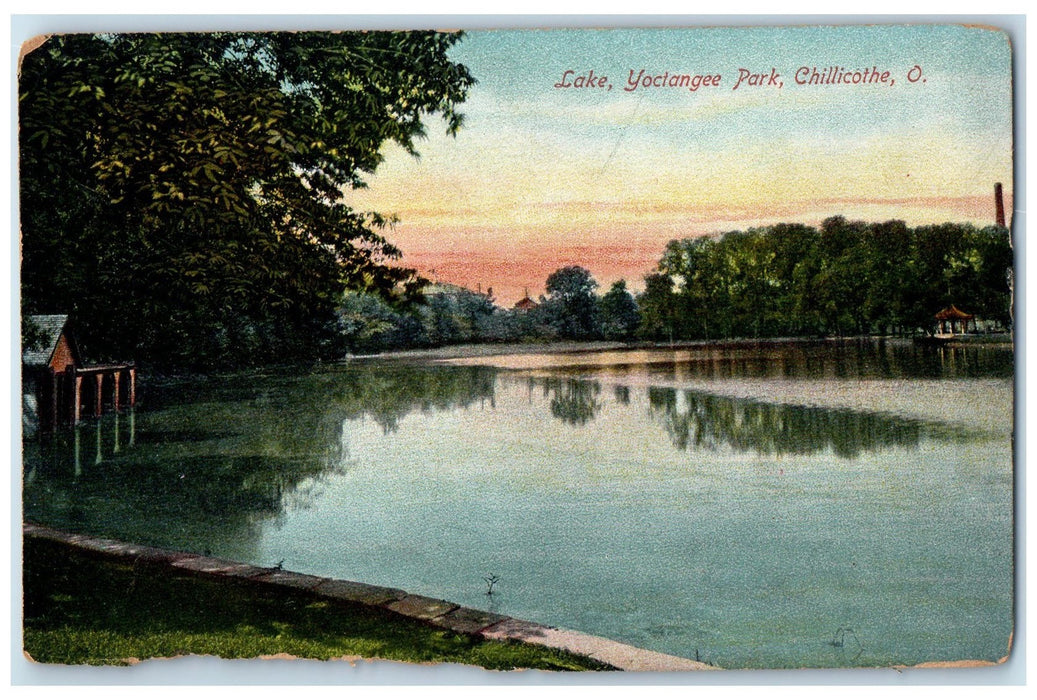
<box><xmin>343</xmin><ymin>24</ymin><xmax>1015</xmax><ymax>306</ymax></box>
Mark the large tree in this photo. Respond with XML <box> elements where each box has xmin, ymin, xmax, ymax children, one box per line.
<box><xmin>19</xmin><ymin>31</ymin><xmax>474</xmax><ymax>368</ymax></box>
<box><xmin>539</xmin><ymin>265</ymin><xmax>602</xmax><ymax>340</ymax></box>
<box><xmin>598</xmin><ymin>280</ymin><xmax>640</xmax><ymax>340</ymax></box>
<box><xmin>636</xmin><ymin>272</ymin><xmax>677</xmax><ymax>342</ymax></box>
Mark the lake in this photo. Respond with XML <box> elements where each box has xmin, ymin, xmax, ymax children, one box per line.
<box><xmin>22</xmin><ymin>339</ymin><xmax>1014</xmax><ymax>670</ymax></box>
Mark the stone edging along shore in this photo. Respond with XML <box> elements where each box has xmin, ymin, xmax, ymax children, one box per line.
<box><xmin>22</xmin><ymin>523</ymin><xmax>716</xmax><ymax>672</ymax></box>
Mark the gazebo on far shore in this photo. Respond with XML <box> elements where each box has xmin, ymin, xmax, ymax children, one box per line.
<box><xmin>934</xmin><ymin>305</ymin><xmax>977</xmax><ymax>335</ymax></box>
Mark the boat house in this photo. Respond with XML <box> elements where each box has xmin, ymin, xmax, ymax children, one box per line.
<box><xmin>22</xmin><ymin>314</ymin><xmax>135</xmax><ymax>432</ymax></box>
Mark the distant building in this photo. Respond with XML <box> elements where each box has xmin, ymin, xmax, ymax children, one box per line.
<box><xmin>513</xmin><ymin>289</ymin><xmax>538</xmax><ymax>312</ymax></box>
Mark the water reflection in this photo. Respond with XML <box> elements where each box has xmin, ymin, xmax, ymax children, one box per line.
<box><xmin>646</xmin><ymin>386</ymin><xmax>940</xmax><ymax>458</ymax></box>
<box><xmin>24</xmin><ymin>410</ymin><xmax>138</xmax><ymax>485</ymax></box>
<box><xmin>139</xmin><ymin>364</ymin><xmax>498</xmax><ymax>434</ymax></box>
<box><xmin>536</xmin><ymin>377</ymin><xmax>602</xmax><ymax>426</ymax></box>
<box><xmin>524</xmin><ymin>339</ymin><xmax>1013</xmax><ymax>381</ymax></box>
<box><xmin>19</xmin><ymin>345</ymin><xmax>1012</xmax><ymax>669</ymax></box>
<box><xmin>22</xmin><ymin>350</ymin><xmax>1005</xmax><ymax>558</ymax></box>
<box><xmin>304</xmin><ymin>364</ymin><xmax>497</xmax><ymax>433</ymax></box>
<box><xmin>520</xmin><ymin>371</ymin><xmax>979</xmax><ymax>459</ymax></box>
<box><xmin>22</xmin><ymin>364</ymin><xmax>501</xmax><ymax>555</ymax></box>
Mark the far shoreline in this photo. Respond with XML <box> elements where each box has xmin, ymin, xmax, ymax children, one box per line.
<box><xmin>342</xmin><ymin>334</ymin><xmax>1013</xmax><ymax>365</ymax></box>
<box><xmin>135</xmin><ymin>334</ymin><xmax>1013</xmax><ymax>385</ymax></box>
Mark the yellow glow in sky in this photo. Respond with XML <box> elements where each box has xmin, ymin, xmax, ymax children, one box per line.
<box><xmin>345</xmin><ymin>26</ymin><xmax>1013</xmax><ymax>304</ymax></box>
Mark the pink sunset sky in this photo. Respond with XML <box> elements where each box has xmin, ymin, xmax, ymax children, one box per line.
<box><xmin>346</xmin><ymin>27</ymin><xmax>1014</xmax><ymax>306</ymax></box>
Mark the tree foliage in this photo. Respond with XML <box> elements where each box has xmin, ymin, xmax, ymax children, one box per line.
<box><xmin>19</xmin><ymin>31</ymin><xmax>474</xmax><ymax>368</ymax></box>
<box><xmin>337</xmin><ymin>285</ymin><xmax>513</xmax><ymax>354</ymax></box>
<box><xmin>598</xmin><ymin>280</ymin><xmax>640</xmax><ymax>340</ymax></box>
<box><xmin>538</xmin><ymin>265</ymin><xmax>602</xmax><ymax>340</ymax></box>
<box><xmin>638</xmin><ymin>219</ymin><xmax>1013</xmax><ymax>341</ymax></box>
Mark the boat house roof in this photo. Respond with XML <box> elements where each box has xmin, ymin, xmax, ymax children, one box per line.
<box><xmin>23</xmin><ymin>314</ymin><xmax>74</xmax><ymax>367</ymax></box>
<box><xmin>22</xmin><ymin>313</ymin><xmax>89</xmax><ymax>373</ymax></box>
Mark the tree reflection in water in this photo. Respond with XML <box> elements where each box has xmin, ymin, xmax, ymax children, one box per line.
<box><xmin>544</xmin><ymin>339</ymin><xmax>1013</xmax><ymax>382</ymax></box>
<box><xmin>23</xmin><ymin>357</ymin><xmax>998</xmax><ymax>559</ymax></box>
<box><xmin>22</xmin><ymin>364</ymin><xmax>502</xmax><ymax>555</ymax></box>
<box><xmin>524</xmin><ymin>371</ymin><xmax>948</xmax><ymax>458</ymax></box>
<box><xmin>646</xmin><ymin>386</ymin><xmax>958</xmax><ymax>459</ymax></box>
<box><xmin>532</xmin><ymin>377</ymin><xmax>602</xmax><ymax>426</ymax></box>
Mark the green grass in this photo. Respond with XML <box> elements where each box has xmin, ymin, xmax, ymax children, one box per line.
<box><xmin>22</xmin><ymin>537</ymin><xmax>612</xmax><ymax>671</ymax></box>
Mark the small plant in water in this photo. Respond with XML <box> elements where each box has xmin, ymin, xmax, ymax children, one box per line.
<box><xmin>483</xmin><ymin>573</ymin><xmax>500</xmax><ymax>596</ymax></box>
<box><xmin>829</xmin><ymin>627</ymin><xmax>864</xmax><ymax>662</ymax></box>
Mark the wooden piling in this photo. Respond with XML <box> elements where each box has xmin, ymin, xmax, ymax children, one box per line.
<box><xmin>74</xmin><ymin>375</ymin><xmax>82</xmax><ymax>424</ymax></box>
<box><xmin>94</xmin><ymin>374</ymin><xmax>104</xmax><ymax>418</ymax></box>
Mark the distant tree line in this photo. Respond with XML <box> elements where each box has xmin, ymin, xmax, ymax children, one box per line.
<box><xmin>637</xmin><ymin>217</ymin><xmax>1012</xmax><ymax>341</ymax></box>
<box><xmin>334</xmin><ymin>215</ymin><xmax>1012</xmax><ymax>354</ymax></box>
<box><xmin>335</xmin><ymin>267</ymin><xmax>643</xmax><ymax>354</ymax></box>
<box><xmin>336</xmin><ymin>285</ymin><xmax>508</xmax><ymax>353</ymax></box>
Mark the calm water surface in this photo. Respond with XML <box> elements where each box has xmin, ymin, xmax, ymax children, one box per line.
<box><xmin>23</xmin><ymin>340</ymin><xmax>1014</xmax><ymax>669</ymax></box>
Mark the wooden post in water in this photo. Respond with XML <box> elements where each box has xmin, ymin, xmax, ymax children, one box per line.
<box><xmin>113</xmin><ymin>370</ymin><xmax>121</xmax><ymax>411</ymax></box>
<box><xmin>94</xmin><ymin>373</ymin><xmax>104</xmax><ymax>418</ymax></box>
<box><xmin>73</xmin><ymin>374</ymin><xmax>82</xmax><ymax>424</ymax></box>
<box><xmin>128</xmin><ymin>368</ymin><xmax>136</xmax><ymax>407</ymax></box>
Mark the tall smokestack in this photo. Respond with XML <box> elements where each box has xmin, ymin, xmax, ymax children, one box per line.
<box><xmin>995</xmin><ymin>182</ymin><xmax>1006</xmax><ymax>228</ymax></box>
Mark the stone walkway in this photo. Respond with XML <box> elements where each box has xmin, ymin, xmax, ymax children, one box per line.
<box><xmin>22</xmin><ymin>523</ymin><xmax>716</xmax><ymax>672</ymax></box>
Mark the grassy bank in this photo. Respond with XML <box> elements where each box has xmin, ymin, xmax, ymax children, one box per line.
<box><xmin>22</xmin><ymin>537</ymin><xmax>611</xmax><ymax>671</ymax></box>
